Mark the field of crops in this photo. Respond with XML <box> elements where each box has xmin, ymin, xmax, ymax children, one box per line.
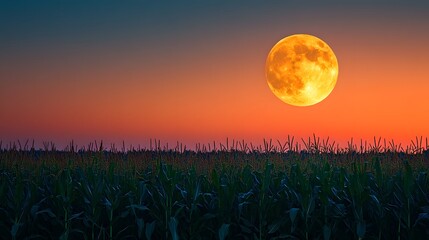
<box><xmin>1</xmin><ymin>138</ymin><xmax>429</xmax><ymax>239</ymax></box>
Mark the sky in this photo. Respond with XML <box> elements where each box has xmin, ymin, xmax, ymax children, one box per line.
<box><xmin>1</xmin><ymin>1</ymin><xmax>429</xmax><ymax>150</ymax></box>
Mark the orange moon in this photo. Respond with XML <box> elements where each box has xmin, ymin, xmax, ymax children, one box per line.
<box><xmin>265</xmin><ymin>34</ymin><xmax>339</xmax><ymax>106</ymax></box>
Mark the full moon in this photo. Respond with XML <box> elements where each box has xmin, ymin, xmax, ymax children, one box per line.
<box><xmin>265</xmin><ymin>34</ymin><xmax>338</xmax><ymax>106</ymax></box>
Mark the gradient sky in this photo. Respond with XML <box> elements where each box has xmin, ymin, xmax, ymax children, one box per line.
<box><xmin>1</xmin><ymin>1</ymin><xmax>429</xmax><ymax>149</ymax></box>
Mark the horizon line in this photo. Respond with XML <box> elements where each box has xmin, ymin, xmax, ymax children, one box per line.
<box><xmin>1</xmin><ymin>135</ymin><xmax>428</xmax><ymax>154</ymax></box>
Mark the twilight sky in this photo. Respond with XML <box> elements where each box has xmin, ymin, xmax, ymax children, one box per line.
<box><xmin>1</xmin><ymin>1</ymin><xmax>429</xmax><ymax>149</ymax></box>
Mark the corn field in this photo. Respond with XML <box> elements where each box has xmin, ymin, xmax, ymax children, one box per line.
<box><xmin>1</xmin><ymin>137</ymin><xmax>429</xmax><ymax>239</ymax></box>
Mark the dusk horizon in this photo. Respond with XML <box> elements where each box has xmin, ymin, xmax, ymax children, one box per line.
<box><xmin>2</xmin><ymin>1</ymin><xmax>429</xmax><ymax>149</ymax></box>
